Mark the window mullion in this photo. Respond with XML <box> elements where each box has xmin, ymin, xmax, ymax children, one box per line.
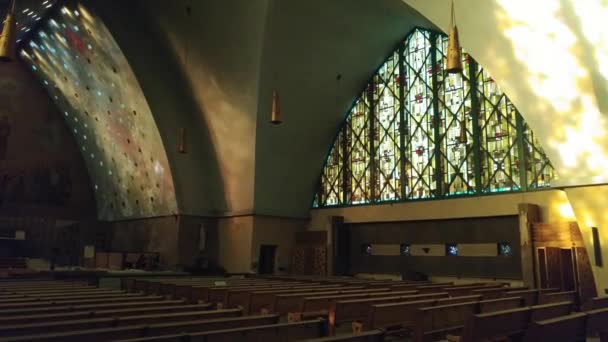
<box><xmin>369</xmin><ymin>85</ymin><xmax>377</xmax><ymax>202</ymax></box>
<box><xmin>430</xmin><ymin>33</ymin><xmax>442</xmax><ymax>198</ymax></box>
<box><xmin>468</xmin><ymin>59</ymin><xmax>483</xmax><ymax>194</ymax></box>
<box><xmin>398</xmin><ymin>44</ymin><xmax>407</xmax><ymax>200</ymax></box>
<box><xmin>516</xmin><ymin>112</ymin><xmax>528</xmax><ymax>191</ymax></box>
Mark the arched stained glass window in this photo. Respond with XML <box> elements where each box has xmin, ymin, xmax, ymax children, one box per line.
<box><xmin>313</xmin><ymin>28</ymin><xmax>555</xmax><ymax>208</ymax></box>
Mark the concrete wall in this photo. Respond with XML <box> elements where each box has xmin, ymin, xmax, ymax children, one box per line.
<box><xmin>253</xmin><ymin>0</ymin><xmax>436</xmax><ymax>217</ymax></box>
<box><xmin>106</xmin><ymin>216</ymin><xmax>180</xmax><ymax>269</ymax></box>
<box><xmin>0</xmin><ymin>53</ymin><xmax>95</xmax><ymax>219</ymax></box>
<box><xmin>251</xmin><ymin>216</ymin><xmax>308</xmax><ymax>273</ymax></box>
<box><xmin>89</xmin><ymin>0</ymin><xmax>267</xmax><ymax>217</ymax></box>
<box><xmin>217</xmin><ymin>216</ymin><xmax>254</xmax><ymax>273</ymax></box>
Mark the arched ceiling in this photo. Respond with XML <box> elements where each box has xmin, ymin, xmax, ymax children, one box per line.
<box><xmin>20</xmin><ymin>2</ymin><xmax>178</xmax><ymax>220</ymax></box>
<box><xmin>80</xmin><ymin>0</ymin><xmax>437</xmax><ymax>218</ymax></box>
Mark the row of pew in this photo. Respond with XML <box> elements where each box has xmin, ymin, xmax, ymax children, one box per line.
<box><xmin>2</xmin><ymin>275</ymin><xmax>608</xmax><ymax>341</ymax></box>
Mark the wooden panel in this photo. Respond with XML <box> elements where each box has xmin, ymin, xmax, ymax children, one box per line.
<box><xmin>560</xmin><ymin>249</ymin><xmax>576</xmax><ymax>292</ymax></box>
<box><xmin>410</xmin><ymin>244</ymin><xmax>445</xmax><ymax>256</ymax></box>
<box><xmin>370</xmin><ymin>244</ymin><xmax>399</xmax><ymax>256</ymax></box>
<box><xmin>575</xmin><ymin>247</ymin><xmax>597</xmax><ymax>302</ymax></box>
<box><xmin>546</xmin><ymin>247</ymin><xmax>563</xmax><ymax>290</ymax></box>
<box><xmin>532</xmin><ymin>222</ymin><xmax>583</xmax><ymax>246</ymax></box>
<box><xmin>458</xmin><ymin>243</ymin><xmax>498</xmax><ymax>257</ymax></box>
<box><xmin>537</xmin><ymin>248</ymin><xmax>548</xmax><ymax>289</ymax></box>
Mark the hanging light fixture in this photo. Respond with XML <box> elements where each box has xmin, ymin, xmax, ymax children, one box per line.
<box><xmin>269</xmin><ymin>0</ymin><xmax>282</xmax><ymax>125</ymax></box>
<box><xmin>270</xmin><ymin>89</ymin><xmax>282</xmax><ymax>124</ymax></box>
<box><xmin>446</xmin><ymin>0</ymin><xmax>462</xmax><ymax>74</ymax></box>
<box><xmin>0</xmin><ymin>0</ymin><xmax>16</xmax><ymax>62</ymax></box>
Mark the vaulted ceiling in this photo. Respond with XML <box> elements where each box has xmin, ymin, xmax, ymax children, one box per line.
<box><xmin>40</xmin><ymin>0</ymin><xmax>436</xmax><ymax>219</ymax></box>
<box><xmin>14</xmin><ymin>0</ymin><xmax>608</xmax><ymax>221</ymax></box>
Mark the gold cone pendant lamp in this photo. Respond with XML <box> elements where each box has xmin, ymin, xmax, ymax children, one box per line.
<box><xmin>270</xmin><ymin>89</ymin><xmax>282</xmax><ymax>124</ymax></box>
<box><xmin>446</xmin><ymin>0</ymin><xmax>462</xmax><ymax>74</ymax></box>
<box><xmin>0</xmin><ymin>0</ymin><xmax>16</xmax><ymax>62</ymax></box>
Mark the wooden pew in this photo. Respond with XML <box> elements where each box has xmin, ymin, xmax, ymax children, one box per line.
<box><xmin>411</xmin><ymin>297</ymin><xmax>524</xmax><ymax>342</ymax></box>
<box><xmin>530</xmin><ymin>301</ymin><xmax>573</xmax><ymax>321</ymax></box>
<box><xmin>538</xmin><ymin>290</ymin><xmax>578</xmax><ymax>305</ymax></box>
<box><xmin>157</xmin><ymin>278</ymin><xmax>269</xmax><ymax>297</ymax></box>
<box><xmin>522</xmin><ymin>313</ymin><xmax>587</xmax><ymax>342</ymax></box>
<box><xmin>505</xmin><ymin>288</ymin><xmax>559</xmax><ymax>306</ymax></box>
<box><xmin>0</xmin><ymin>284</ymin><xmax>91</xmax><ymax>291</ymax></box>
<box><xmin>259</xmin><ymin>288</ymin><xmax>379</xmax><ymax>315</ymax></box>
<box><xmin>412</xmin><ymin>302</ymin><xmax>478</xmax><ymax>342</ymax></box>
<box><xmin>1</xmin><ymin>314</ymin><xmax>280</xmax><ymax>341</ymax></box>
<box><xmin>289</xmin><ymin>290</ymin><xmax>419</xmax><ymax>319</ymax></box>
<box><xmin>331</xmin><ymin>292</ymin><xmax>449</xmax><ymax>332</ymax></box>
<box><xmin>454</xmin><ymin>307</ymin><xmax>531</xmax><ymax>342</ymax></box>
<box><xmin>478</xmin><ymin>296</ymin><xmax>523</xmax><ymax>312</ymax></box>
<box><xmin>207</xmin><ymin>283</ymin><xmax>327</xmax><ymax>307</ymax></box>
<box><xmin>0</xmin><ymin>303</ymin><xmax>213</xmax><ymax>325</ymax></box>
<box><xmin>150</xmin><ymin>280</ymin><xmax>292</xmax><ymax>297</ymax></box>
<box><xmin>0</xmin><ymin>308</ymin><xmax>242</xmax><ymax>337</ymax></box>
<box><xmin>582</xmin><ymin>296</ymin><xmax>608</xmax><ymax>311</ymax></box>
<box><xmin>188</xmin><ymin>282</ymin><xmax>310</xmax><ymax>304</ymax></box>
<box><xmin>298</xmin><ymin>330</ymin><xmax>385</xmax><ymax>342</ymax></box>
<box><xmin>449</xmin><ymin>301</ymin><xmax>573</xmax><ymax>342</ymax></box>
<box><xmin>0</xmin><ymin>292</ymin><xmax>139</xmax><ymax>304</ymax></box>
<box><xmin>225</xmin><ymin>285</ymin><xmax>346</xmax><ymax>312</ymax></box>
<box><xmin>584</xmin><ymin>307</ymin><xmax>608</xmax><ymax>338</ymax></box>
<box><xmin>366</xmin><ymin>296</ymin><xmax>482</xmax><ymax>333</ymax></box>
<box><xmin>0</xmin><ymin>293</ymin><xmax>162</xmax><ymax>310</ymax></box>
<box><xmin>248</xmin><ymin>287</ymin><xmax>364</xmax><ymax>314</ymax></box>
<box><xmin>443</xmin><ymin>284</ymin><xmax>507</xmax><ymax>297</ymax></box>
<box><xmin>114</xmin><ymin>319</ymin><xmax>329</xmax><ymax>342</ymax></box>
<box><xmin>0</xmin><ymin>288</ymin><xmax>123</xmax><ymax>298</ymax></box>
<box><xmin>0</xmin><ymin>297</ymin><xmax>173</xmax><ymax>317</ymax></box>
<box><xmin>133</xmin><ymin>278</ymin><xmax>281</xmax><ymax>296</ymax></box>
<box><xmin>471</xmin><ymin>285</ymin><xmax>527</xmax><ymax>300</ymax></box>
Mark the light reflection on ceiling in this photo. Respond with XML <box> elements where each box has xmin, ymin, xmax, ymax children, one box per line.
<box><xmin>20</xmin><ymin>2</ymin><xmax>178</xmax><ymax>220</ymax></box>
<box><xmin>0</xmin><ymin>0</ymin><xmax>58</xmax><ymax>43</ymax></box>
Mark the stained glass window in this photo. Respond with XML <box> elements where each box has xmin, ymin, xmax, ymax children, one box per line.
<box><xmin>313</xmin><ymin>28</ymin><xmax>555</xmax><ymax>208</ymax></box>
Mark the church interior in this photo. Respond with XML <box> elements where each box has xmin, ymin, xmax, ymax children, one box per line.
<box><xmin>0</xmin><ymin>0</ymin><xmax>608</xmax><ymax>340</ymax></box>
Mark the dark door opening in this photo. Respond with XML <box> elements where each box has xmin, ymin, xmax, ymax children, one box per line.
<box><xmin>258</xmin><ymin>245</ymin><xmax>277</xmax><ymax>275</ymax></box>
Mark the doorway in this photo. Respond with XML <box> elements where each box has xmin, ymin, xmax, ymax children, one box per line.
<box><xmin>258</xmin><ymin>245</ymin><xmax>277</xmax><ymax>274</ymax></box>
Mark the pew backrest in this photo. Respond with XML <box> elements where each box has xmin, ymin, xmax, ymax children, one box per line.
<box><xmin>523</xmin><ymin>313</ymin><xmax>587</xmax><ymax>342</ymax></box>
<box><xmin>479</xmin><ymin>296</ymin><xmax>523</xmax><ymax>313</ymax></box>
<box><xmin>459</xmin><ymin>307</ymin><xmax>531</xmax><ymax>342</ymax></box>
<box><xmin>530</xmin><ymin>301</ymin><xmax>572</xmax><ymax>321</ymax></box>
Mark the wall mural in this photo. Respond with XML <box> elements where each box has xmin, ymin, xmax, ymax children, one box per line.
<box><xmin>21</xmin><ymin>3</ymin><xmax>178</xmax><ymax>220</ymax></box>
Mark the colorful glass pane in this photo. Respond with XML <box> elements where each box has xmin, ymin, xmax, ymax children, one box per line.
<box><xmin>403</xmin><ymin>29</ymin><xmax>436</xmax><ymax>199</ymax></box>
<box><xmin>522</xmin><ymin>121</ymin><xmax>556</xmax><ymax>189</ymax></box>
<box><xmin>345</xmin><ymin>94</ymin><xmax>372</xmax><ymax>204</ymax></box>
<box><xmin>318</xmin><ymin>131</ymin><xmax>344</xmax><ymax>206</ymax></box>
<box><xmin>312</xmin><ymin>28</ymin><xmax>556</xmax><ymax>208</ymax></box>
<box><xmin>373</xmin><ymin>51</ymin><xmax>402</xmax><ymax>201</ymax></box>
<box><xmin>476</xmin><ymin>67</ymin><xmax>522</xmax><ymax>193</ymax></box>
<box><xmin>435</xmin><ymin>36</ymin><xmax>475</xmax><ymax>196</ymax></box>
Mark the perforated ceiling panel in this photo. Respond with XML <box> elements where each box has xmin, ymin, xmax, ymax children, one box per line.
<box><xmin>20</xmin><ymin>3</ymin><xmax>178</xmax><ymax>220</ymax></box>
